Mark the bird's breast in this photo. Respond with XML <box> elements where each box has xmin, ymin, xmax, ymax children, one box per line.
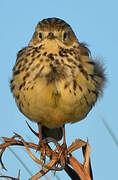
<box><xmin>11</xmin><ymin>45</ymin><xmax>98</xmax><ymax>128</ymax></box>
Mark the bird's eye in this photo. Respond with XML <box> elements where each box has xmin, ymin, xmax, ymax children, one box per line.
<box><xmin>39</xmin><ymin>32</ymin><xmax>43</xmax><ymax>39</ymax></box>
<box><xmin>63</xmin><ymin>31</ymin><xmax>68</xmax><ymax>41</ymax></box>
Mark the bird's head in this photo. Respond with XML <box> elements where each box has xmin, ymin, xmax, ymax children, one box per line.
<box><xmin>29</xmin><ymin>17</ymin><xmax>79</xmax><ymax>47</ymax></box>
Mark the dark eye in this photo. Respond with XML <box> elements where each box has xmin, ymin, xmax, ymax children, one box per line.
<box><xmin>63</xmin><ymin>32</ymin><xmax>68</xmax><ymax>41</ymax></box>
<box><xmin>39</xmin><ymin>32</ymin><xmax>43</xmax><ymax>39</ymax></box>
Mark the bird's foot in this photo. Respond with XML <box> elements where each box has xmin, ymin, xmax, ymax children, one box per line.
<box><xmin>38</xmin><ymin>140</ymin><xmax>47</xmax><ymax>163</ymax></box>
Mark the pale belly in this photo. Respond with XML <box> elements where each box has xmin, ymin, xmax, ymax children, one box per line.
<box><xmin>17</xmin><ymin>77</ymin><xmax>97</xmax><ymax>128</ymax></box>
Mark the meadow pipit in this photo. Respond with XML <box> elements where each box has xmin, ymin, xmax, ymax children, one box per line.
<box><xmin>10</xmin><ymin>18</ymin><xmax>106</xmax><ymax>143</ymax></box>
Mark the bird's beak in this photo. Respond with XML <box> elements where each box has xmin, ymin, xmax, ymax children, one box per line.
<box><xmin>47</xmin><ymin>32</ymin><xmax>55</xmax><ymax>39</ymax></box>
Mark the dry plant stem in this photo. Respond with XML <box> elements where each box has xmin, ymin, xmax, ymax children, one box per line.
<box><xmin>66</xmin><ymin>140</ymin><xmax>93</xmax><ymax>180</ymax></box>
<box><xmin>67</xmin><ymin>139</ymin><xmax>87</xmax><ymax>154</ymax></box>
<box><xmin>0</xmin><ymin>175</ymin><xmax>19</xmax><ymax>180</ymax></box>
<box><xmin>69</xmin><ymin>156</ymin><xmax>91</xmax><ymax>180</ymax></box>
<box><xmin>13</xmin><ymin>133</ymin><xmax>63</xmax><ymax>170</ymax></box>
<box><xmin>1</xmin><ymin>137</ymin><xmax>38</xmax><ymax>150</ymax></box>
<box><xmin>0</xmin><ymin>148</ymin><xmax>6</xmax><ymax>170</ymax></box>
<box><xmin>29</xmin><ymin>158</ymin><xmax>57</xmax><ymax>180</ymax></box>
<box><xmin>83</xmin><ymin>141</ymin><xmax>90</xmax><ymax>168</ymax></box>
<box><xmin>0</xmin><ymin>169</ymin><xmax>20</xmax><ymax>180</ymax></box>
<box><xmin>14</xmin><ymin>133</ymin><xmax>45</xmax><ymax>167</ymax></box>
<box><xmin>82</xmin><ymin>143</ymin><xmax>93</xmax><ymax>180</ymax></box>
<box><xmin>0</xmin><ymin>135</ymin><xmax>53</xmax><ymax>172</ymax></box>
<box><xmin>0</xmin><ymin>132</ymin><xmax>93</xmax><ymax>179</ymax></box>
<box><xmin>26</xmin><ymin>121</ymin><xmax>39</xmax><ymax>138</ymax></box>
<box><xmin>1</xmin><ymin>136</ymin><xmax>53</xmax><ymax>157</ymax></box>
<box><xmin>11</xmin><ymin>134</ymin><xmax>64</xmax><ymax>171</ymax></box>
<box><xmin>42</xmin><ymin>137</ymin><xmax>66</xmax><ymax>170</ymax></box>
<box><xmin>64</xmin><ymin>163</ymin><xmax>81</xmax><ymax>180</ymax></box>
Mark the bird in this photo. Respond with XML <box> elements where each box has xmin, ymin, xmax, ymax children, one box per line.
<box><xmin>10</xmin><ymin>17</ymin><xmax>106</xmax><ymax>145</ymax></box>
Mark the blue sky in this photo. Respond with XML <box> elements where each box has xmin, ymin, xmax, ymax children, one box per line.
<box><xmin>0</xmin><ymin>0</ymin><xmax>118</xmax><ymax>179</ymax></box>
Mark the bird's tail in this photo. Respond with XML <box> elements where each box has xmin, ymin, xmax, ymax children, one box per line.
<box><xmin>42</xmin><ymin>125</ymin><xmax>63</xmax><ymax>141</ymax></box>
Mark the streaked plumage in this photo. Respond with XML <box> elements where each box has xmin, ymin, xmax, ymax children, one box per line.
<box><xmin>10</xmin><ymin>18</ymin><xmax>106</xmax><ymax>140</ymax></box>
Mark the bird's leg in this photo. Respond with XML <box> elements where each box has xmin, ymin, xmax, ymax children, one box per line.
<box><xmin>57</xmin><ymin>125</ymin><xmax>67</xmax><ymax>167</ymax></box>
<box><xmin>38</xmin><ymin>123</ymin><xmax>46</xmax><ymax>162</ymax></box>
<box><xmin>38</xmin><ymin>122</ymin><xmax>43</xmax><ymax>142</ymax></box>
<box><xmin>61</xmin><ymin>125</ymin><xmax>67</xmax><ymax>158</ymax></box>
<box><xmin>62</xmin><ymin>125</ymin><xmax>66</xmax><ymax>148</ymax></box>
